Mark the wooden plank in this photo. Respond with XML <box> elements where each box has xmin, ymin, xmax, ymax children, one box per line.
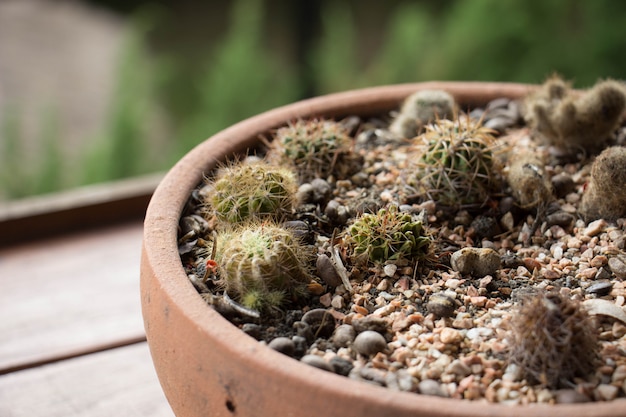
<box><xmin>0</xmin><ymin>222</ymin><xmax>147</xmax><ymax>373</ymax></box>
<box><xmin>0</xmin><ymin>342</ymin><xmax>174</xmax><ymax>417</ymax></box>
<box><xmin>0</xmin><ymin>173</ymin><xmax>162</xmax><ymax>247</ymax></box>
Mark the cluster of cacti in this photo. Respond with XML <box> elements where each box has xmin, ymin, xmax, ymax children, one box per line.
<box><xmin>506</xmin><ymin>290</ymin><xmax>600</xmax><ymax>389</ymax></box>
<box><xmin>581</xmin><ymin>146</ymin><xmax>626</xmax><ymax>221</ymax></box>
<box><xmin>205</xmin><ymin>162</ymin><xmax>297</xmax><ymax>225</ymax></box>
<box><xmin>389</xmin><ymin>89</ymin><xmax>457</xmax><ymax>138</ymax></box>
<box><xmin>214</xmin><ymin>222</ymin><xmax>314</xmax><ymax>312</ymax></box>
<box><xmin>345</xmin><ymin>204</ymin><xmax>430</xmax><ymax>264</ymax></box>
<box><xmin>410</xmin><ymin>117</ymin><xmax>502</xmax><ymax>208</ymax></box>
<box><xmin>506</xmin><ymin>153</ymin><xmax>553</xmax><ymax>210</ymax></box>
<box><xmin>269</xmin><ymin>118</ymin><xmax>360</xmax><ymax>182</ymax></box>
<box><xmin>523</xmin><ymin>75</ymin><xmax>626</xmax><ymax>153</ymax></box>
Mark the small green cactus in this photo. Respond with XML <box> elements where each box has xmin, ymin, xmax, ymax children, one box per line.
<box><xmin>270</xmin><ymin>118</ymin><xmax>360</xmax><ymax>182</ymax></box>
<box><xmin>580</xmin><ymin>146</ymin><xmax>626</xmax><ymax>221</ymax></box>
<box><xmin>524</xmin><ymin>76</ymin><xmax>626</xmax><ymax>153</ymax></box>
<box><xmin>411</xmin><ymin>117</ymin><xmax>501</xmax><ymax>208</ymax></box>
<box><xmin>214</xmin><ymin>222</ymin><xmax>314</xmax><ymax>312</ymax></box>
<box><xmin>206</xmin><ymin>162</ymin><xmax>297</xmax><ymax>225</ymax></box>
<box><xmin>389</xmin><ymin>89</ymin><xmax>456</xmax><ymax>138</ymax></box>
<box><xmin>345</xmin><ymin>204</ymin><xmax>430</xmax><ymax>264</ymax></box>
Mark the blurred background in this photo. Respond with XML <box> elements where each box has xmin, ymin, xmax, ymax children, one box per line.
<box><xmin>2</xmin><ymin>0</ymin><xmax>626</xmax><ymax>201</ymax></box>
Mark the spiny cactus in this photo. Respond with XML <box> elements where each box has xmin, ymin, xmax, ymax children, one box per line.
<box><xmin>270</xmin><ymin>118</ymin><xmax>361</xmax><ymax>182</ymax></box>
<box><xmin>506</xmin><ymin>153</ymin><xmax>553</xmax><ymax>210</ymax></box>
<box><xmin>506</xmin><ymin>290</ymin><xmax>600</xmax><ymax>389</ymax></box>
<box><xmin>214</xmin><ymin>222</ymin><xmax>314</xmax><ymax>312</ymax></box>
<box><xmin>389</xmin><ymin>89</ymin><xmax>456</xmax><ymax>138</ymax></box>
<box><xmin>345</xmin><ymin>204</ymin><xmax>430</xmax><ymax>265</ymax></box>
<box><xmin>205</xmin><ymin>162</ymin><xmax>297</xmax><ymax>225</ymax></box>
<box><xmin>580</xmin><ymin>146</ymin><xmax>626</xmax><ymax>221</ymax></box>
<box><xmin>524</xmin><ymin>76</ymin><xmax>626</xmax><ymax>153</ymax></box>
<box><xmin>410</xmin><ymin>117</ymin><xmax>502</xmax><ymax>209</ymax></box>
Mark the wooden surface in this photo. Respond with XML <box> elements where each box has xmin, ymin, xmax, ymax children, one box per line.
<box><xmin>0</xmin><ymin>221</ymin><xmax>174</xmax><ymax>416</ymax></box>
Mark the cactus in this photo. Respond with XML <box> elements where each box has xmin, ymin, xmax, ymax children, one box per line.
<box><xmin>389</xmin><ymin>89</ymin><xmax>456</xmax><ymax>138</ymax></box>
<box><xmin>410</xmin><ymin>117</ymin><xmax>502</xmax><ymax>209</ymax></box>
<box><xmin>206</xmin><ymin>162</ymin><xmax>297</xmax><ymax>225</ymax></box>
<box><xmin>506</xmin><ymin>290</ymin><xmax>600</xmax><ymax>389</ymax></box>
<box><xmin>345</xmin><ymin>204</ymin><xmax>430</xmax><ymax>264</ymax></box>
<box><xmin>524</xmin><ymin>76</ymin><xmax>626</xmax><ymax>153</ymax></box>
<box><xmin>270</xmin><ymin>118</ymin><xmax>361</xmax><ymax>182</ymax></box>
<box><xmin>506</xmin><ymin>153</ymin><xmax>553</xmax><ymax>210</ymax></box>
<box><xmin>580</xmin><ymin>146</ymin><xmax>626</xmax><ymax>221</ymax></box>
<box><xmin>214</xmin><ymin>222</ymin><xmax>314</xmax><ymax>312</ymax></box>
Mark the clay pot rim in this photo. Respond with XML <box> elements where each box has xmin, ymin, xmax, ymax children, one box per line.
<box><xmin>142</xmin><ymin>81</ymin><xmax>625</xmax><ymax>416</ymax></box>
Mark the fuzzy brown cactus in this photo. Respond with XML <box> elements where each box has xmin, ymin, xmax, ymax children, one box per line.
<box><xmin>506</xmin><ymin>290</ymin><xmax>600</xmax><ymax>389</ymax></box>
<box><xmin>524</xmin><ymin>76</ymin><xmax>626</xmax><ymax>154</ymax></box>
<box><xmin>580</xmin><ymin>146</ymin><xmax>626</xmax><ymax>221</ymax></box>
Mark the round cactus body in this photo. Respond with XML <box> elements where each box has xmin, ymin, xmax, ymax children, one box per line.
<box><xmin>271</xmin><ymin>119</ymin><xmax>359</xmax><ymax>182</ymax></box>
<box><xmin>215</xmin><ymin>223</ymin><xmax>314</xmax><ymax>311</ymax></box>
<box><xmin>412</xmin><ymin>118</ymin><xmax>501</xmax><ymax>208</ymax></box>
<box><xmin>346</xmin><ymin>205</ymin><xmax>430</xmax><ymax>264</ymax></box>
<box><xmin>208</xmin><ymin>163</ymin><xmax>297</xmax><ymax>225</ymax></box>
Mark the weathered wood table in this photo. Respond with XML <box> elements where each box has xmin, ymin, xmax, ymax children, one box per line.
<box><xmin>0</xmin><ymin>176</ymin><xmax>175</xmax><ymax>416</ymax></box>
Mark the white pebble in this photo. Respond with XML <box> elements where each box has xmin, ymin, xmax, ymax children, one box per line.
<box><xmin>383</xmin><ymin>264</ymin><xmax>398</xmax><ymax>277</ymax></box>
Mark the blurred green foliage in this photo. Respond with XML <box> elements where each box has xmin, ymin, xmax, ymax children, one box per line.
<box><xmin>1</xmin><ymin>0</ymin><xmax>625</xmax><ymax>200</ymax></box>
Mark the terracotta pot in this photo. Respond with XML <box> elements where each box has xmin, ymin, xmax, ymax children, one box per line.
<box><xmin>140</xmin><ymin>82</ymin><xmax>625</xmax><ymax>417</ymax></box>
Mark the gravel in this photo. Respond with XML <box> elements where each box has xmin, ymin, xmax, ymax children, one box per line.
<box><xmin>180</xmin><ymin>96</ymin><xmax>626</xmax><ymax>404</ymax></box>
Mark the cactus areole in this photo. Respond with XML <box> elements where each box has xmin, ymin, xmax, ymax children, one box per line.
<box><xmin>141</xmin><ymin>82</ymin><xmax>625</xmax><ymax>417</ymax></box>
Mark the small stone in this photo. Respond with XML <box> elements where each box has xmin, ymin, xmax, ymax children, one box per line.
<box><xmin>353</xmin><ymin>330</ymin><xmax>387</xmax><ymax>356</ymax></box>
<box><xmin>502</xmin><ymin>363</ymin><xmax>522</xmax><ymax>382</ymax></box>
<box><xmin>450</xmin><ymin>247</ymin><xmax>501</xmax><ymax>277</ymax></box>
<box><xmin>332</xmin><ymin>324</ymin><xmax>356</xmax><ymax>348</ymax></box>
<box><xmin>446</xmin><ymin>359</ymin><xmax>471</xmax><ymax>377</ymax></box>
<box><xmin>612</xmin><ymin>364</ymin><xmax>626</xmax><ymax>383</ymax></box>
<box><xmin>595</xmin><ymin>267</ymin><xmax>612</xmax><ymax>280</ymax></box>
<box><xmin>470</xmin><ymin>215</ymin><xmax>500</xmax><ymax>239</ymax></box>
<box><xmin>301</xmin><ymin>354</ymin><xmax>334</xmax><ymax>372</ymax></box>
<box><xmin>383</xmin><ymin>264</ymin><xmax>398</xmax><ymax>277</ymax></box>
<box><xmin>319</xmin><ymin>292</ymin><xmax>332</xmax><ymax>307</ymax></box>
<box><xmin>609</xmin><ymin>257</ymin><xmax>626</xmax><ymax>279</ymax></box>
<box><xmin>316</xmin><ymin>254</ymin><xmax>343</xmax><ymax>288</ymax></box>
<box><xmin>268</xmin><ymin>337</ymin><xmax>295</xmax><ymax>357</ymax></box>
<box><xmin>583</xmin><ymin>219</ymin><xmax>607</xmax><ymax>237</ymax></box>
<box><xmin>329</xmin><ymin>355</ymin><xmax>354</xmax><ymax>376</ymax></box>
<box><xmin>352</xmin><ymin>316</ymin><xmax>389</xmax><ymax>334</ymax></box>
<box><xmin>551</xmin><ymin>173</ymin><xmax>576</xmax><ymax>197</ymax></box>
<box><xmin>241</xmin><ymin>323</ymin><xmax>263</xmax><ymax>340</ymax></box>
<box><xmin>439</xmin><ymin>327</ymin><xmax>463</xmax><ymax>344</ymax></box>
<box><xmin>500</xmin><ymin>211</ymin><xmax>515</xmax><ymax>231</ymax></box>
<box><xmin>554</xmin><ymin>389</ymin><xmax>590</xmax><ymax>404</ymax></box>
<box><xmin>427</xmin><ymin>293</ymin><xmax>456</xmax><ymax>318</ymax></box>
<box><xmin>310</xmin><ymin>178</ymin><xmax>332</xmax><ymax>204</ymax></box>
<box><xmin>418</xmin><ymin>379</ymin><xmax>448</xmax><ymax>397</ymax></box>
<box><xmin>386</xmin><ymin>369</ymin><xmax>416</xmax><ymax>392</ymax></box>
<box><xmin>325</xmin><ymin>200</ymin><xmax>350</xmax><ymax>225</ymax></box>
<box><xmin>586</xmin><ymin>281</ymin><xmax>613</xmax><ymax>296</ymax></box>
<box><xmin>596</xmin><ymin>383</ymin><xmax>619</xmax><ymax>401</ymax></box>
<box><xmin>545</xmin><ymin>211</ymin><xmax>575</xmax><ymax>229</ymax></box>
<box><xmin>301</xmin><ymin>309</ymin><xmax>336</xmax><ymax>338</ymax></box>
<box><xmin>292</xmin><ymin>336</ymin><xmax>308</xmax><ymax>357</ymax></box>
<box><xmin>331</xmin><ymin>295</ymin><xmax>344</xmax><ymax>309</ymax></box>
<box><xmin>590</xmin><ymin>255</ymin><xmax>608</xmax><ymax>268</ymax></box>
